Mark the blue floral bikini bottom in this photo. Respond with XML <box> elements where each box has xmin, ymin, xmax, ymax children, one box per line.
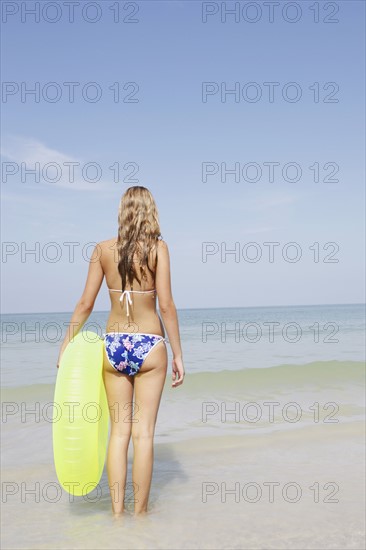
<box><xmin>103</xmin><ymin>332</ymin><xmax>167</xmax><ymax>376</ymax></box>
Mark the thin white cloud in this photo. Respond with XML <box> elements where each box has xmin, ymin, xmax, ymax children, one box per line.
<box><xmin>1</xmin><ymin>135</ymin><xmax>112</xmax><ymax>192</ymax></box>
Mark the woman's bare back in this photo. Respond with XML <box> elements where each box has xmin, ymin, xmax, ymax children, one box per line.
<box><xmin>99</xmin><ymin>238</ymin><xmax>165</xmax><ymax>336</ymax></box>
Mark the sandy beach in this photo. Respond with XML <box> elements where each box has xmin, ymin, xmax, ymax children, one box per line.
<box><xmin>1</xmin><ymin>417</ymin><xmax>365</xmax><ymax>549</ymax></box>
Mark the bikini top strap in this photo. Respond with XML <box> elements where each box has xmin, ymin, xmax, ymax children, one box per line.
<box><xmin>115</xmin><ymin>286</ymin><xmax>157</xmax><ymax>317</ymax></box>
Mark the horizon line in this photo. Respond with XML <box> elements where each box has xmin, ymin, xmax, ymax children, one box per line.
<box><xmin>1</xmin><ymin>302</ymin><xmax>365</xmax><ymax>316</ymax></box>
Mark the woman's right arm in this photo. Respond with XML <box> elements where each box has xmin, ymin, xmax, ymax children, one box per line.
<box><xmin>155</xmin><ymin>240</ymin><xmax>185</xmax><ymax>387</ymax></box>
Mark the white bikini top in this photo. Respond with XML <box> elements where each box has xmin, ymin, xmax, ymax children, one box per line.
<box><xmin>108</xmin><ymin>287</ymin><xmax>156</xmax><ymax>317</ymax></box>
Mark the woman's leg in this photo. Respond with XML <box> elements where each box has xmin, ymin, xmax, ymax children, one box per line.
<box><xmin>131</xmin><ymin>340</ymin><xmax>167</xmax><ymax>515</ymax></box>
<box><xmin>102</xmin><ymin>348</ymin><xmax>134</xmax><ymax>516</ymax></box>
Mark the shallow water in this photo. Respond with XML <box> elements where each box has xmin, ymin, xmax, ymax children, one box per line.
<box><xmin>1</xmin><ymin>304</ymin><xmax>365</xmax><ymax>548</ymax></box>
<box><xmin>1</xmin><ymin>424</ymin><xmax>365</xmax><ymax>549</ymax></box>
<box><xmin>2</xmin><ymin>304</ymin><xmax>365</xmax><ymax>387</ymax></box>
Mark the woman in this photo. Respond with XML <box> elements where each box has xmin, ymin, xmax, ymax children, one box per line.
<box><xmin>56</xmin><ymin>186</ymin><xmax>185</xmax><ymax>516</ymax></box>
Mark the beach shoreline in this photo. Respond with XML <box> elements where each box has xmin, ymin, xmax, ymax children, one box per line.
<box><xmin>1</xmin><ymin>417</ymin><xmax>365</xmax><ymax>549</ymax></box>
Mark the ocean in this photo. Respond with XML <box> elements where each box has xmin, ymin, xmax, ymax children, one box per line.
<box><xmin>1</xmin><ymin>304</ymin><xmax>365</xmax><ymax>549</ymax></box>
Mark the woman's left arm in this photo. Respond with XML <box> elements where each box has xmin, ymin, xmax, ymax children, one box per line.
<box><xmin>56</xmin><ymin>243</ymin><xmax>104</xmax><ymax>368</ymax></box>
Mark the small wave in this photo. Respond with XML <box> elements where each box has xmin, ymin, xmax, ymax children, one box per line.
<box><xmin>180</xmin><ymin>360</ymin><xmax>365</xmax><ymax>394</ymax></box>
<box><xmin>1</xmin><ymin>360</ymin><xmax>364</xmax><ymax>402</ymax></box>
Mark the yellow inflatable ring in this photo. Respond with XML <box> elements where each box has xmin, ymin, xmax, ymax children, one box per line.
<box><xmin>53</xmin><ymin>330</ymin><xmax>109</xmax><ymax>496</ymax></box>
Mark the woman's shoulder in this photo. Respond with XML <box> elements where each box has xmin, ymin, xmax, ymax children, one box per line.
<box><xmin>155</xmin><ymin>238</ymin><xmax>169</xmax><ymax>255</ymax></box>
<box><xmin>98</xmin><ymin>237</ymin><xmax>117</xmax><ymax>248</ymax></box>
<box><xmin>95</xmin><ymin>238</ymin><xmax>117</xmax><ymax>260</ymax></box>
<box><xmin>156</xmin><ymin>238</ymin><xmax>168</xmax><ymax>249</ymax></box>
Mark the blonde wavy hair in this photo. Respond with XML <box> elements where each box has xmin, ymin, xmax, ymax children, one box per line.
<box><xmin>117</xmin><ymin>186</ymin><xmax>162</xmax><ymax>290</ymax></box>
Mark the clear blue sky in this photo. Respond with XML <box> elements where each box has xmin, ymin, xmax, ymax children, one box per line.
<box><xmin>1</xmin><ymin>1</ymin><xmax>365</xmax><ymax>314</ymax></box>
